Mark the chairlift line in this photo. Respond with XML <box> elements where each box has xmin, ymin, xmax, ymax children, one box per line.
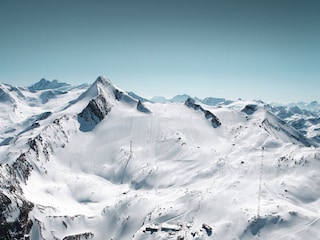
<box><xmin>130</xmin><ymin>140</ymin><xmax>133</xmax><ymax>159</ymax></box>
<box><xmin>121</xmin><ymin>141</ymin><xmax>133</xmax><ymax>184</ymax></box>
<box><xmin>257</xmin><ymin>146</ymin><xmax>264</xmax><ymax>219</ymax></box>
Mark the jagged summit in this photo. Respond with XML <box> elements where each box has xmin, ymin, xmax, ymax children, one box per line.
<box><xmin>95</xmin><ymin>75</ymin><xmax>112</xmax><ymax>85</ymax></box>
<box><xmin>77</xmin><ymin>76</ymin><xmax>151</xmax><ymax>131</ymax></box>
<box><xmin>28</xmin><ymin>78</ymin><xmax>69</xmax><ymax>92</ymax></box>
<box><xmin>75</xmin><ymin>76</ymin><xmax>150</xmax><ymax>108</ymax></box>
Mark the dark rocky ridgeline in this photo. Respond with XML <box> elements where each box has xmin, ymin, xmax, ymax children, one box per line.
<box><xmin>0</xmin><ymin>164</ymin><xmax>34</xmax><ymax>240</ymax></box>
<box><xmin>12</xmin><ymin>153</ymin><xmax>34</xmax><ymax>182</ymax></box>
<box><xmin>241</xmin><ymin>104</ymin><xmax>258</xmax><ymax>115</ymax></box>
<box><xmin>0</xmin><ymin>113</ymin><xmax>75</xmax><ymax>239</ymax></box>
<box><xmin>113</xmin><ymin>86</ymin><xmax>151</xmax><ymax>114</ymax></box>
<box><xmin>78</xmin><ymin>77</ymin><xmax>151</xmax><ymax>131</ymax></box>
<box><xmin>137</xmin><ymin>100</ymin><xmax>151</xmax><ymax>114</ymax></box>
<box><xmin>185</xmin><ymin>98</ymin><xmax>221</xmax><ymax>128</ymax></box>
<box><xmin>63</xmin><ymin>232</ymin><xmax>94</xmax><ymax>240</ymax></box>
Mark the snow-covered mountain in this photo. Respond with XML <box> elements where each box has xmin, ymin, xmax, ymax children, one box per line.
<box><xmin>267</xmin><ymin>103</ymin><xmax>320</xmax><ymax>144</ymax></box>
<box><xmin>28</xmin><ymin>78</ymin><xmax>70</xmax><ymax>92</ymax></box>
<box><xmin>150</xmin><ymin>95</ymin><xmax>232</xmax><ymax>106</ymax></box>
<box><xmin>1</xmin><ymin>77</ymin><xmax>320</xmax><ymax>240</ymax></box>
<box><xmin>150</xmin><ymin>94</ymin><xmax>191</xmax><ymax>103</ymax></box>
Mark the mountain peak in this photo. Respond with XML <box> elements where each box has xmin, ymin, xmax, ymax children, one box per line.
<box><xmin>28</xmin><ymin>78</ymin><xmax>69</xmax><ymax>91</ymax></box>
<box><xmin>77</xmin><ymin>76</ymin><xmax>151</xmax><ymax>131</ymax></box>
<box><xmin>94</xmin><ymin>76</ymin><xmax>112</xmax><ymax>86</ymax></box>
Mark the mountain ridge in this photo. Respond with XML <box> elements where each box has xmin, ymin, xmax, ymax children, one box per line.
<box><xmin>0</xmin><ymin>77</ymin><xmax>319</xmax><ymax>239</ymax></box>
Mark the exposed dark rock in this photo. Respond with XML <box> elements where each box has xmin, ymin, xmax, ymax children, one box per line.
<box><xmin>137</xmin><ymin>100</ymin><xmax>151</xmax><ymax>114</ymax></box>
<box><xmin>113</xmin><ymin>88</ymin><xmax>139</xmax><ymax>105</ymax></box>
<box><xmin>0</xmin><ymin>196</ymin><xmax>34</xmax><ymax>240</ymax></box>
<box><xmin>241</xmin><ymin>104</ymin><xmax>258</xmax><ymax>115</ymax></box>
<box><xmin>202</xmin><ymin>223</ymin><xmax>212</xmax><ymax>236</ymax></box>
<box><xmin>0</xmin><ymin>137</ymin><xmax>14</xmax><ymax>146</ymax></box>
<box><xmin>308</xmin><ymin>117</ymin><xmax>320</xmax><ymax>125</ymax></box>
<box><xmin>185</xmin><ymin>98</ymin><xmax>221</xmax><ymax>128</ymax></box>
<box><xmin>36</xmin><ymin>111</ymin><xmax>52</xmax><ymax>121</ymax></box>
<box><xmin>28</xmin><ymin>135</ymin><xmax>44</xmax><ymax>159</ymax></box>
<box><xmin>78</xmin><ymin>94</ymin><xmax>112</xmax><ymax>131</ymax></box>
<box><xmin>19</xmin><ymin>121</ymin><xmax>41</xmax><ymax>135</ymax></box>
<box><xmin>27</xmin><ymin>134</ymin><xmax>52</xmax><ymax>162</ymax></box>
<box><xmin>0</xmin><ymin>165</ymin><xmax>34</xmax><ymax>240</ymax></box>
<box><xmin>114</xmin><ymin>89</ymin><xmax>123</xmax><ymax>101</ymax></box>
<box><xmin>0</xmin><ymin>191</ymin><xmax>11</xmax><ymax>212</ymax></box>
<box><xmin>185</xmin><ymin>98</ymin><xmax>200</xmax><ymax>110</ymax></box>
<box><xmin>63</xmin><ymin>232</ymin><xmax>94</xmax><ymax>240</ymax></box>
<box><xmin>12</xmin><ymin>154</ymin><xmax>33</xmax><ymax>182</ymax></box>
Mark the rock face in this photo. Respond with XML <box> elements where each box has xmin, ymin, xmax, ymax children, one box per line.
<box><xmin>78</xmin><ymin>95</ymin><xmax>112</xmax><ymax>132</ymax></box>
<box><xmin>0</xmin><ymin>194</ymin><xmax>34</xmax><ymax>240</ymax></box>
<box><xmin>77</xmin><ymin>76</ymin><xmax>151</xmax><ymax>131</ymax></box>
<box><xmin>185</xmin><ymin>98</ymin><xmax>221</xmax><ymax>128</ymax></box>
<box><xmin>0</xmin><ymin>164</ymin><xmax>34</xmax><ymax>240</ymax></box>
<box><xmin>241</xmin><ymin>104</ymin><xmax>258</xmax><ymax>115</ymax></box>
<box><xmin>12</xmin><ymin>154</ymin><xmax>34</xmax><ymax>182</ymax></box>
<box><xmin>62</xmin><ymin>232</ymin><xmax>94</xmax><ymax>240</ymax></box>
<box><xmin>137</xmin><ymin>100</ymin><xmax>151</xmax><ymax>114</ymax></box>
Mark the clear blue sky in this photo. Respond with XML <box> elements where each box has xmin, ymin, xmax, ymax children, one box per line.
<box><xmin>1</xmin><ymin>0</ymin><xmax>319</xmax><ymax>103</ymax></box>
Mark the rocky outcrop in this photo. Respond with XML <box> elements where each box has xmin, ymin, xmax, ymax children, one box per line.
<box><xmin>0</xmin><ymin>164</ymin><xmax>34</xmax><ymax>240</ymax></box>
<box><xmin>78</xmin><ymin>77</ymin><xmax>151</xmax><ymax>131</ymax></box>
<box><xmin>63</xmin><ymin>232</ymin><xmax>94</xmax><ymax>240</ymax></box>
<box><xmin>114</xmin><ymin>87</ymin><xmax>151</xmax><ymax>114</ymax></box>
<box><xmin>78</xmin><ymin>94</ymin><xmax>112</xmax><ymax>131</ymax></box>
<box><xmin>137</xmin><ymin>100</ymin><xmax>151</xmax><ymax>114</ymax></box>
<box><xmin>12</xmin><ymin>154</ymin><xmax>34</xmax><ymax>182</ymax></box>
<box><xmin>241</xmin><ymin>104</ymin><xmax>258</xmax><ymax>115</ymax></box>
<box><xmin>0</xmin><ymin>193</ymin><xmax>34</xmax><ymax>240</ymax></box>
<box><xmin>185</xmin><ymin>98</ymin><xmax>221</xmax><ymax>128</ymax></box>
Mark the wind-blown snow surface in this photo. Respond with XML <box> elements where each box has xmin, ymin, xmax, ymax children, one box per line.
<box><xmin>1</xmin><ymin>77</ymin><xmax>320</xmax><ymax>239</ymax></box>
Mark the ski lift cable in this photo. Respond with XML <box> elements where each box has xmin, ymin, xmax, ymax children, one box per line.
<box><xmin>257</xmin><ymin>146</ymin><xmax>264</xmax><ymax>219</ymax></box>
<box><xmin>121</xmin><ymin>141</ymin><xmax>133</xmax><ymax>184</ymax></box>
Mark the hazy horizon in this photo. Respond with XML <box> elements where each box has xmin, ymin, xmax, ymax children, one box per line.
<box><xmin>1</xmin><ymin>0</ymin><xmax>320</xmax><ymax>103</ymax></box>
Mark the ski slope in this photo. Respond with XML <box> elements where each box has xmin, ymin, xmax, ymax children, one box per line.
<box><xmin>1</xmin><ymin>77</ymin><xmax>320</xmax><ymax>239</ymax></box>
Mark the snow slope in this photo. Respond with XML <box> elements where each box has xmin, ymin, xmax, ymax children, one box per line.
<box><xmin>0</xmin><ymin>77</ymin><xmax>320</xmax><ymax>240</ymax></box>
<box><xmin>268</xmin><ymin>103</ymin><xmax>320</xmax><ymax>144</ymax></box>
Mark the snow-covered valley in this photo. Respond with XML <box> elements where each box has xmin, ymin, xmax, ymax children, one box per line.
<box><xmin>1</xmin><ymin>77</ymin><xmax>320</xmax><ymax>239</ymax></box>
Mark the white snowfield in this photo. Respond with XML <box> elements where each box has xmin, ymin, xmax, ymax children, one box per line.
<box><xmin>0</xmin><ymin>76</ymin><xmax>320</xmax><ymax>240</ymax></box>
